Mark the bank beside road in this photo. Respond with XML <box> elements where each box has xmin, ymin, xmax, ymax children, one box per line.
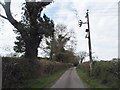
<box><xmin>76</xmin><ymin>61</ymin><xmax>119</xmax><ymax>88</ymax></box>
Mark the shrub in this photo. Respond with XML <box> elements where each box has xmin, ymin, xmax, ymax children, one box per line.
<box><xmin>79</xmin><ymin>61</ymin><xmax>119</xmax><ymax>88</ymax></box>
<box><xmin>39</xmin><ymin>60</ymin><xmax>70</xmax><ymax>75</ymax></box>
<box><xmin>55</xmin><ymin>51</ymin><xmax>78</xmax><ymax>64</ymax></box>
<box><xmin>92</xmin><ymin>61</ymin><xmax>118</xmax><ymax>87</ymax></box>
<box><xmin>2</xmin><ymin>57</ymin><xmax>40</xmax><ymax>88</ymax></box>
<box><xmin>2</xmin><ymin>57</ymin><xmax>71</xmax><ymax>88</ymax></box>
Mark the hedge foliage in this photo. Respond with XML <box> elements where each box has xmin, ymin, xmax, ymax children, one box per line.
<box><xmin>79</xmin><ymin>60</ymin><xmax>119</xmax><ymax>88</ymax></box>
<box><xmin>2</xmin><ymin>57</ymin><xmax>71</xmax><ymax>88</ymax></box>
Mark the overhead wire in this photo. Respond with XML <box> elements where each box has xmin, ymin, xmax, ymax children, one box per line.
<box><xmin>45</xmin><ymin>5</ymin><xmax>118</xmax><ymax>17</ymax></box>
<box><xmin>46</xmin><ymin>8</ymin><xmax>118</xmax><ymax>18</ymax></box>
<box><xmin>91</xmin><ymin>2</ymin><xmax>118</xmax><ymax>16</ymax></box>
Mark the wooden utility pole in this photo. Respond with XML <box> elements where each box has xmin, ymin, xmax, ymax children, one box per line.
<box><xmin>86</xmin><ymin>10</ymin><xmax>93</xmax><ymax>75</ymax></box>
<box><xmin>79</xmin><ymin>10</ymin><xmax>93</xmax><ymax>75</ymax></box>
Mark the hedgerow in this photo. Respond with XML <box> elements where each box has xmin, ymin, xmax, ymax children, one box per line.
<box><xmin>79</xmin><ymin>60</ymin><xmax>119</xmax><ymax>88</ymax></box>
<box><xmin>2</xmin><ymin>57</ymin><xmax>71</xmax><ymax>88</ymax></box>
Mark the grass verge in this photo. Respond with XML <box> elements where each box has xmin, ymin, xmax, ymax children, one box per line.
<box><xmin>23</xmin><ymin>69</ymin><xmax>67</xmax><ymax>88</ymax></box>
<box><xmin>76</xmin><ymin>67</ymin><xmax>109</xmax><ymax>88</ymax></box>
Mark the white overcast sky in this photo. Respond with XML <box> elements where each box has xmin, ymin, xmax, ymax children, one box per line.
<box><xmin>0</xmin><ymin>0</ymin><xmax>119</xmax><ymax>60</ymax></box>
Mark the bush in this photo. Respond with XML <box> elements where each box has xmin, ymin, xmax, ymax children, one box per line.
<box><xmin>79</xmin><ymin>61</ymin><xmax>119</xmax><ymax>88</ymax></box>
<box><xmin>55</xmin><ymin>51</ymin><xmax>78</xmax><ymax>64</ymax></box>
<box><xmin>2</xmin><ymin>57</ymin><xmax>41</xmax><ymax>88</ymax></box>
<box><xmin>92</xmin><ymin>61</ymin><xmax>118</xmax><ymax>88</ymax></box>
<box><xmin>39</xmin><ymin>60</ymin><xmax>69</xmax><ymax>75</ymax></box>
<box><xmin>2</xmin><ymin>57</ymin><xmax>71</xmax><ymax>88</ymax></box>
<box><xmin>79</xmin><ymin>62</ymin><xmax>90</xmax><ymax>75</ymax></box>
<box><xmin>73</xmin><ymin>61</ymin><xmax>79</xmax><ymax>66</ymax></box>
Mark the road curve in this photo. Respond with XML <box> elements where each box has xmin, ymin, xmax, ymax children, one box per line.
<box><xmin>51</xmin><ymin>67</ymin><xmax>87</xmax><ymax>88</ymax></box>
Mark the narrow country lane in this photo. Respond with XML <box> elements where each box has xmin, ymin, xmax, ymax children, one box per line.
<box><xmin>51</xmin><ymin>67</ymin><xmax>88</xmax><ymax>88</ymax></box>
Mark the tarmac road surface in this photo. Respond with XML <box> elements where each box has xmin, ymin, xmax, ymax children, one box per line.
<box><xmin>51</xmin><ymin>67</ymin><xmax>87</xmax><ymax>88</ymax></box>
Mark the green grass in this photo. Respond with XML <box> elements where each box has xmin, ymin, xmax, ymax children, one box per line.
<box><xmin>76</xmin><ymin>67</ymin><xmax>109</xmax><ymax>88</ymax></box>
<box><xmin>23</xmin><ymin>69</ymin><xmax>67</xmax><ymax>88</ymax></box>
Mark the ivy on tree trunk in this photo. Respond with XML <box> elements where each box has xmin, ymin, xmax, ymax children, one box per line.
<box><xmin>0</xmin><ymin>1</ymin><xmax>54</xmax><ymax>58</ymax></box>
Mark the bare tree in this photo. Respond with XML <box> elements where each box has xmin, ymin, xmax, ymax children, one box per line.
<box><xmin>78</xmin><ymin>51</ymin><xmax>88</xmax><ymax>63</ymax></box>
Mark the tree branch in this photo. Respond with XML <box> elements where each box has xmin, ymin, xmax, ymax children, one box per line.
<box><xmin>1</xmin><ymin>1</ymin><xmax>29</xmax><ymax>40</ymax></box>
<box><xmin>0</xmin><ymin>2</ymin><xmax>8</xmax><ymax>20</ymax></box>
<box><xmin>0</xmin><ymin>2</ymin><xmax>5</xmax><ymax>8</ymax></box>
<box><xmin>4</xmin><ymin>1</ymin><xmax>19</xmax><ymax>26</ymax></box>
<box><xmin>0</xmin><ymin>14</ymin><xmax>8</xmax><ymax>20</ymax></box>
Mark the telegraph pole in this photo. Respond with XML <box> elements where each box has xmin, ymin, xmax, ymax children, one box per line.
<box><xmin>86</xmin><ymin>10</ymin><xmax>93</xmax><ymax>75</ymax></box>
<box><xmin>79</xmin><ymin>10</ymin><xmax>93</xmax><ymax>75</ymax></box>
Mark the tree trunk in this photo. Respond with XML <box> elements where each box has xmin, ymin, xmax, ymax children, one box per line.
<box><xmin>24</xmin><ymin>35</ymin><xmax>42</xmax><ymax>59</ymax></box>
<box><xmin>25</xmin><ymin>45</ymin><xmax>38</xmax><ymax>59</ymax></box>
<box><xmin>24</xmin><ymin>41</ymin><xmax>38</xmax><ymax>59</ymax></box>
